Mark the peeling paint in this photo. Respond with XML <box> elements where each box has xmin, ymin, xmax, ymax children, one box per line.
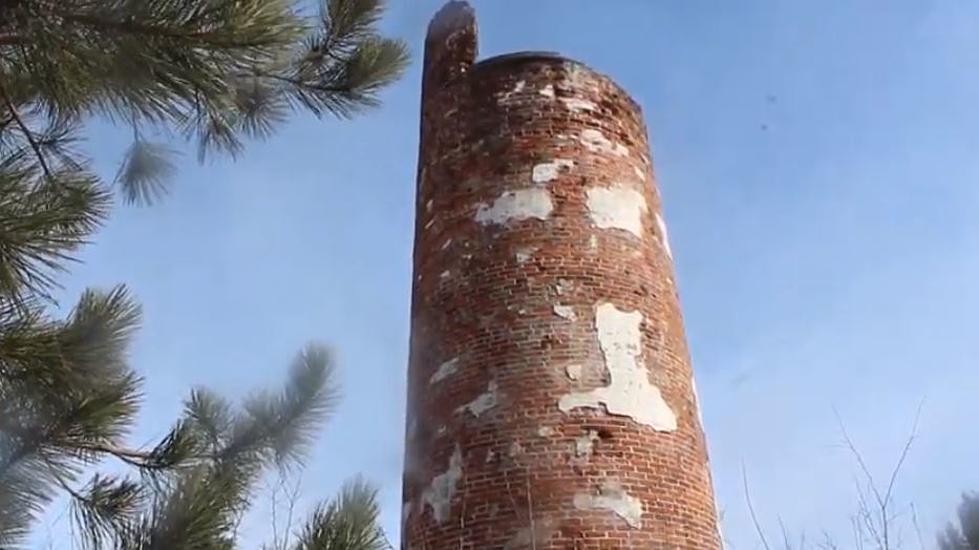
<box><xmin>560</xmin><ymin>97</ymin><xmax>597</xmax><ymax>112</ymax></box>
<box><xmin>553</xmin><ymin>304</ymin><xmax>577</xmax><ymax>321</ymax></box>
<box><xmin>539</xmin><ymin>84</ymin><xmax>555</xmax><ymax>98</ymax></box>
<box><xmin>558</xmin><ymin>303</ymin><xmax>678</xmax><ymax>431</ymax></box>
<box><xmin>633</xmin><ymin>166</ymin><xmax>646</xmax><ymax>181</ymax></box>
<box><xmin>573</xmin><ymin>481</ymin><xmax>643</xmax><ymax>528</ymax></box>
<box><xmin>504</xmin><ymin>518</ymin><xmax>559</xmax><ymax>549</ymax></box>
<box><xmin>485</xmin><ymin>449</ymin><xmax>496</xmax><ymax>463</ymax></box>
<box><xmin>655</xmin><ymin>212</ymin><xmax>674</xmax><ymax>259</ymax></box>
<box><xmin>430</xmin><ymin>357</ymin><xmax>459</xmax><ymax>385</ymax></box>
<box><xmin>441</xmin><ymin>238</ymin><xmax>453</xmax><ymax>250</ymax></box>
<box><xmin>456</xmin><ymin>381</ymin><xmax>498</xmax><ymax>417</ymax></box>
<box><xmin>475</xmin><ymin>188</ymin><xmax>553</xmax><ymax>226</ymax></box>
<box><xmin>402</xmin><ymin>501</ymin><xmax>412</xmax><ymax>528</ymax></box>
<box><xmin>575</xmin><ymin>429</ymin><xmax>600</xmax><ymax>457</ymax></box>
<box><xmin>565</xmin><ymin>364</ymin><xmax>582</xmax><ymax>381</ymax></box>
<box><xmin>531</xmin><ymin>159</ymin><xmax>574</xmax><ymax>183</ymax></box>
<box><xmin>691</xmin><ymin>375</ymin><xmax>704</xmax><ymax>426</ymax></box>
<box><xmin>497</xmin><ymin>80</ymin><xmax>526</xmax><ymax>104</ymax></box>
<box><xmin>421</xmin><ymin>445</ymin><xmax>463</xmax><ymax>524</ymax></box>
<box><xmin>554</xmin><ymin>279</ymin><xmax>572</xmax><ymax>296</ymax></box>
<box><xmin>589</xmin><ymin>234</ymin><xmax>598</xmax><ymax>250</ymax></box>
<box><xmin>586</xmin><ymin>186</ymin><xmax>648</xmax><ymax>239</ymax></box>
<box><xmin>508</xmin><ymin>441</ymin><xmax>524</xmax><ymax>457</ymax></box>
<box><xmin>440</xmin><ymin>270</ymin><xmax>451</xmax><ymax>280</ymax></box>
<box><xmin>537</xmin><ymin>426</ymin><xmax>556</xmax><ymax>437</ymax></box>
<box><xmin>578</xmin><ymin>129</ymin><xmax>629</xmax><ymax>157</ymax></box>
<box><xmin>515</xmin><ymin>248</ymin><xmax>536</xmax><ymax>264</ymax></box>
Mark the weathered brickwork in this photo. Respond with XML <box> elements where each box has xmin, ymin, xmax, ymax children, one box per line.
<box><xmin>401</xmin><ymin>3</ymin><xmax>721</xmax><ymax>548</ymax></box>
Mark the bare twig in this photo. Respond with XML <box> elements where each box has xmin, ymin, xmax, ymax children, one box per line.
<box><xmin>742</xmin><ymin>461</ymin><xmax>772</xmax><ymax>550</ymax></box>
<box><xmin>833</xmin><ymin>400</ymin><xmax>925</xmax><ymax>550</ymax></box>
<box><xmin>778</xmin><ymin>516</ymin><xmax>792</xmax><ymax>549</ymax></box>
<box><xmin>910</xmin><ymin>502</ymin><xmax>925</xmax><ymax>550</ymax></box>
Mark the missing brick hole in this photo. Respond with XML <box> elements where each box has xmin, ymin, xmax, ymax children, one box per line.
<box><xmin>582</xmin><ymin>425</ymin><xmax>614</xmax><ymax>441</ymax></box>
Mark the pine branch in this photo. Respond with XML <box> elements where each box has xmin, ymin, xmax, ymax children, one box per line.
<box><xmin>0</xmin><ymin>83</ymin><xmax>52</xmax><ymax>179</ymax></box>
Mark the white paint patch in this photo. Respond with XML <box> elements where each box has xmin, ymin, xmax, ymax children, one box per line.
<box><xmin>531</xmin><ymin>159</ymin><xmax>574</xmax><ymax>183</ymax></box>
<box><xmin>430</xmin><ymin>358</ymin><xmax>460</xmax><ymax>385</ymax></box>
<box><xmin>425</xmin><ymin>199</ymin><xmax>434</xmax><ymax>212</ymax></box>
<box><xmin>560</xmin><ymin>97</ymin><xmax>597</xmax><ymax>112</ymax></box>
<box><xmin>440</xmin><ymin>270</ymin><xmax>451</xmax><ymax>280</ymax></box>
<box><xmin>554</xmin><ymin>279</ymin><xmax>572</xmax><ymax>296</ymax></box>
<box><xmin>475</xmin><ymin>189</ymin><xmax>553</xmax><ymax>226</ymax></box>
<box><xmin>441</xmin><ymin>238</ymin><xmax>453</xmax><ymax>250</ymax></box>
<box><xmin>553</xmin><ymin>304</ymin><xmax>577</xmax><ymax>321</ymax></box>
<box><xmin>558</xmin><ymin>303</ymin><xmax>678</xmax><ymax>431</ymax></box>
<box><xmin>537</xmin><ymin>426</ymin><xmax>556</xmax><ymax>437</ymax></box>
<box><xmin>424</xmin><ymin>218</ymin><xmax>435</xmax><ymax>230</ymax></box>
<box><xmin>456</xmin><ymin>381</ymin><xmax>498</xmax><ymax>418</ymax></box>
<box><xmin>565</xmin><ymin>364</ymin><xmax>582</xmax><ymax>381</ymax></box>
<box><xmin>691</xmin><ymin>375</ymin><xmax>704</xmax><ymax>427</ymax></box>
<box><xmin>575</xmin><ymin>430</ymin><xmax>600</xmax><ymax>457</ymax></box>
<box><xmin>515</xmin><ymin>247</ymin><xmax>537</xmax><ymax>264</ymax></box>
<box><xmin>504</xmin><ymin>518</ymin><xmax>559</xmax><ymax>549</ymax></box>
<box><xmin>497</xmin><ymin>80</ymin><xmax>526</xmax><ymax>104</ymax></box>
<box><xmin>589</xmin><ymin>235</ymin><xmax>598</xmax><ymax>250</ymax></box>
<box><xmin>578</xmin><ymin>129</ymin><xmax>629</xmax><ymax>157</ymax></box>
<box><xmin>586</xmin><ymin>186</ymin><xmax>648</xmax><ymax>239</ymax></box>
<box><xmin>437</xmin><ymin>425</ymin><xmax>447</xmax><ymax>436</ymax></box>
<box><xmin>655</xmin><ymin>212</ymin><xmax>674</xmax><ymax>259</ymax></box>
<box><xmin>573</xmin><ymin>481</ymin><xmax>643</xmax><ymax>529</ymax></box>
<box><xmin>402</xmin><ymin>501</ymin><xmax>412</xmax><ymax>529</ymax></box>
<box><xmin>633</xmin><ymin>166</ymin><xmax>646</xmax><ymax>181</ymax></box>
<box><xmin>539</xmin><ymin>84</ymin><xmax>555</xmax><ymax>98</ymax></box>
<box><xmin>421</xmin><ymin>445</ymin><xmax>463</xmax><ymax>524</ymax></box>
<box><xmin>508</xmin><ymin>441</ymin><xmax>524</xmax><ymax>457</ymax></box>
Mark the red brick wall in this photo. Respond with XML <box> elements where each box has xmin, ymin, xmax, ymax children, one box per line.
<box><xmin>401</xmin><ymin>3</ymin><xmax>721</xmax><ymax>548</ymax></box>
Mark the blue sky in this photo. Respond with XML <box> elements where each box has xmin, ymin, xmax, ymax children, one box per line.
<box><xmin>41</xmin><ymin>0</ymin><xmax>979</xmax><ymax>547</ymax></box>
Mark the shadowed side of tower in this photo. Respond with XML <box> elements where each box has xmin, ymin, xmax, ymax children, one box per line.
<box><xmin>401</xmin><ymin>3</ymin><xmax>721</xmax><ymax>548</ymax></box>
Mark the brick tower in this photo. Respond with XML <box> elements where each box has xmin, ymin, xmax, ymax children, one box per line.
<box><xmin>401</xmin><ymin>3</ymin><xmax>721</xmax><ymax>548</ymax></box>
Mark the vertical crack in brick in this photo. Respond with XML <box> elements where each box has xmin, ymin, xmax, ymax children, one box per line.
<box><xmin>558</xmin><ymin>303</ymin><xmax>677</xmax><ymax>432</ymax></box>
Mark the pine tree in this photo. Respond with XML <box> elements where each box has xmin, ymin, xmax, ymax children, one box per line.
<box><xmin>939</xmin><ymin>493</ymin><xmax>979</xmax><ymax>550</ymax></box>
<box><xmin>0</xmin><ymin>0</ymin><xmax>408</xmax><ymax>205</ymax></box>
<box><xmin>0</xmin><ymin>0</ymin><xmax>407</xmax><ymax>548</ymax></box>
